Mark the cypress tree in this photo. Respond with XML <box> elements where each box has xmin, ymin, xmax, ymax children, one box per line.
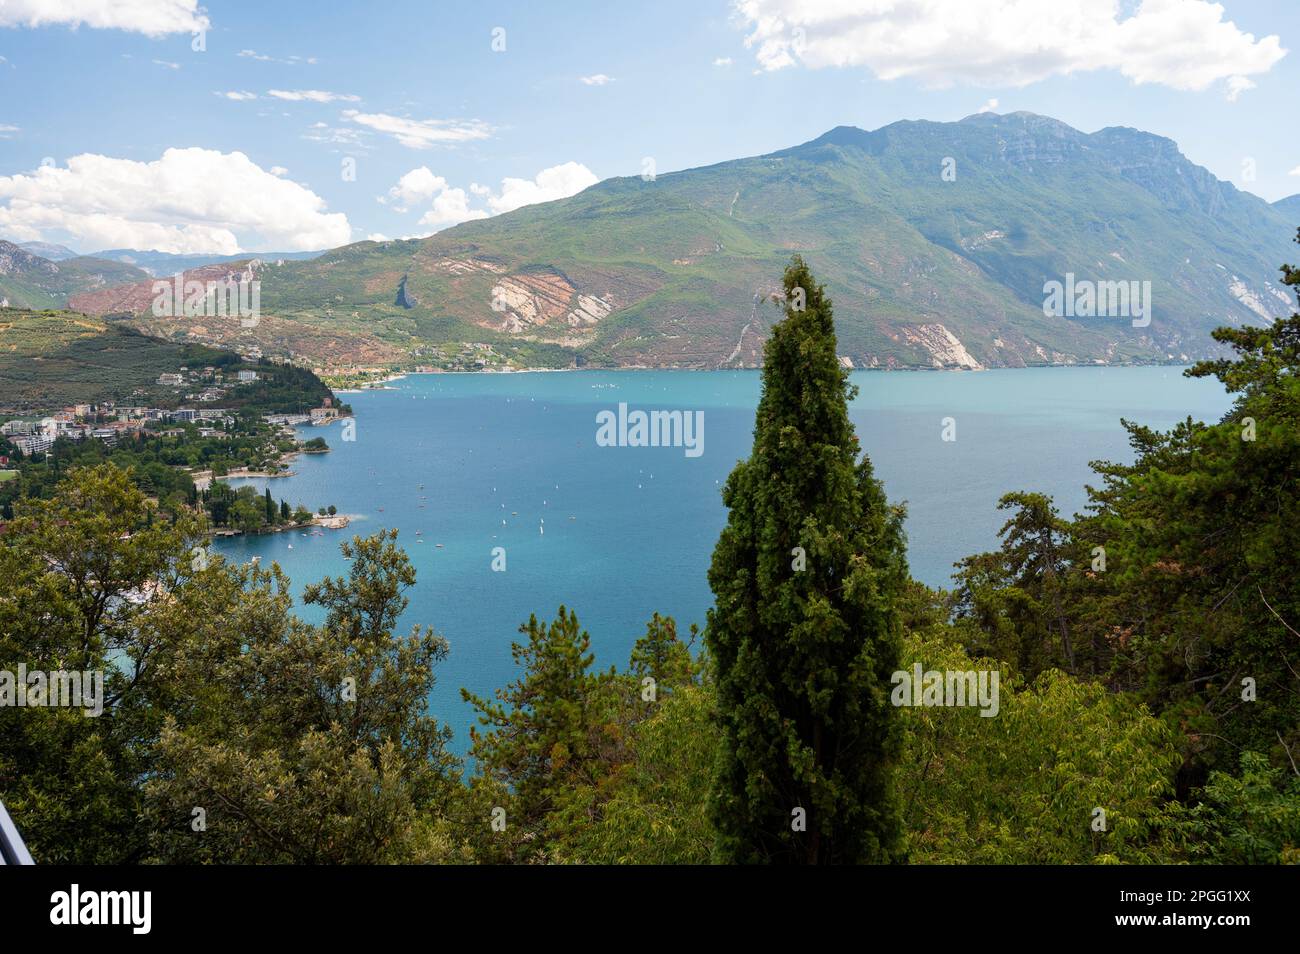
<box><xmin>706</xmin><ymin>256</ymin><xmax>908</xmax><ymax>864</ymax></box>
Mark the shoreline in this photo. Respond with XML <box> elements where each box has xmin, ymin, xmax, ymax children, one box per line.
<box><xmin>375</xmin><ymin>360</ymin><xmax>1196</xmax><ymax>377</ymax></box>
<box><xmin>210</xmin><ymin>512</ymin><xmax>353</xmax><ymax>539</ymax></box>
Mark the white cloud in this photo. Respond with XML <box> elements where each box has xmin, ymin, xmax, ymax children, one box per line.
<box><xmin>238</xmin><ymin>49</ymin><xmax>316</xmax><ymax>65</ymax></box>
<box><xmin>1289</xmin><ymin>166</ymin><xmax>1300</xmax><ymax>177</ymax></box>
<box><xmin>342</xmin><ymin>111</ymin><xmax>491</xmax><ymax>148</ymax></box>
<box><xmin>977</xmin><ymin>97</ymin><xmax>999</xmax><ymax>113</ymax></box>
<box><xmin>486</xmin><ymin>162</ymin><xmax>598</xmax><ymax>214</ymax></box>
<box><xmin>733</xmin><ymin>0</ymin><xmax>1286</xmax><ymax>95</ymax></box>
<box><xmin>268</xmin><ymin>89</ymin><xmax>360</xmax><ymax>103</ymax></box>
<box><xmin>381</xmin><ymin>161</ymin><xmax>598</xmax><ymax>233</ymax></box>
<box><xmin>0</xmin><ymin>0</ymin><xmax>208</xmax><ymax>35</ymax></box>
<box><xmin>152</xmin><ymin>59</ymin><xmax>180</xmax><ymax>70</ymax></box>
<box><xmin>216</xmin><ymin>90</ymin><xmax>257</xmax><ymax>101</ymax></box>
<box><xmin>382</xmin><ymin>167</ymin><xmax>448</xmax><ymax>212</ymax></box>
<box><xmin>366</xmin><ymin>232</ymin><xmax>391</xmax><ymax>242</ymax></box>
<box><xmin>419</xmin><ymin>188</ymin><xmax>488</xmax><ymax>230</ymax></box>
<box><xmin>0</xmin><ymin>148</ymin><xmax>351</xmax><ymax>254</ymax></box>
<box><xmin>580</xmin><ymin>73</ymin><xmax>614</xmax><ymax>86</ymax></box>
<box><xmin>1225</xmin><ymin>75</ymin><xmax>1254</xmax><ymax>101</ymax></box>
<box><xmin>302</xmin><ymin>122</ymin><xmax>369</xmax><ymax>149</ymax></box>
<box><xmin>270</xmin><ymin>166</ymin><xmax>288</xmax><ymax>176</ymax></box>
<box><xmin>378</xmin><ymin>166</ymin><xmax>487</xmax><ymax>230</ymax></box>
<box><xmin>714</xmin><ymin>57</ymin><xmax>733</xmax><ymax>66</ymax></box>
<box><xmin>0</xmin><ymin>124</ymin><xmax>19</xmax><ymax>138</ymax></box>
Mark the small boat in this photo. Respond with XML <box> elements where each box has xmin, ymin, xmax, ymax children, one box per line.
<box><xmin>435</xmin><ymin>543</ymin><xmax>444</xmax><ymax>549</ymax></box>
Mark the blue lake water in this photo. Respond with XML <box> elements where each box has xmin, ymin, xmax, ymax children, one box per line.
<box><xmin>214</xmin><ymin>367</ymin><xmax>1232</xmax><ymax>749</ymax></box>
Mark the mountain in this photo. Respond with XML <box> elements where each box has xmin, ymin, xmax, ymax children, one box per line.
<box><xmin>52</xmin><ymin>113</ymin><xmax>1300</xmax><ymax>370</ymax></box>
<box><xmin>0</xmin><ymin>241</ymin><xmax>152</xmax><ymax>310</ymax></box>
<box><xmin>18</xmin><ymin>241</ymin><xmax>78</xmax><ymax>261</ymax></box>
<box><xmin>1275</xmin><ymin>194</ymin><xmax>1300</xmax><ymax>223</ymax></box>
<box><xmin>90</xmin><ymin>248</ymin><xmax>326</xmax><ymax>277</ymax></box>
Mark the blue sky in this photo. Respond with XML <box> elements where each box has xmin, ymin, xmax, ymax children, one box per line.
<box><xmin>1</xmin><ymin>0</ymin><xmax>1297</xmax><ymax>254</ymax></box>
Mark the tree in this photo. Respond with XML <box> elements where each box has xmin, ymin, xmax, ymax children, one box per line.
<box><xmin>953</xmin><ymin>492</ymin><xmax>1081</xmax><ymax>679</ymax></box>
<box><xmin>460</xmin><ymin>606</ymin><xmax>606</xmax><ymax>861</ymax></box>
<box><xmin>897</xmin><ymin>630</ymin><xmax>1181</xmax><ymax>864</ymax></box>
<box><xmin>264</xmin><ymin>487</ymin><xmax>275</xmax><ymax>524</ymax></box>
<box><xmin>0</xmin><ymin>464</ymin><xmax>202</xmax><ymax>863</ymax></box>
<box><xmin>705</xmin><ymin>256</ymin><xmax>908</xmax><ymax>864</ymax></box>
<box><xmin>144</xmin><ymin>530</ymin><xmax>461</xmax><ymax>863</ymax></box>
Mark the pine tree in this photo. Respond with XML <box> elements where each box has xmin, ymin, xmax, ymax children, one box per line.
<box><xmin>264</xmin><ymin>487</ymin><xmax>275</xmax><ymax>524</ymax></box>
<box><xmin>460</xmin><ymin>607</ymin><xmax>606</xmax><ymax>851</ymax></box>
<box><xmin>706</xmin><ymin>256</ymin><xmax>908</xmax><ymax>864</ymax></box>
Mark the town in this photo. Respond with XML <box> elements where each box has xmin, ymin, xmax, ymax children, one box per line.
<box><xmin>1</xmin><ymin>363</ymin><xmax>339</xmax><ymax>459</ymax></box>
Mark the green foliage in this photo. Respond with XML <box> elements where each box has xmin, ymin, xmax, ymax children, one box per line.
<box><xmin>706</xmin><ymin>256</ymin><xmax>907</xmax><ymax>863</ymax></box>
<box><xmin>898</xmin><ymin>630</ymin><xmax>1181</xmax><ymax>864</ymax></box>
<box><xmin>953</xmin><ymin>492</ymin><xmax>1083</xmax><ymax>678</ymax></box>
<box><xmin>460</xmin><ymin>609</ymin><xmax>706</xmax><ymax>864</ymax></box>
<box><xmin>0</xmin><ymin>464</ymin><xmax>461</xmax><ymax>863</ymax></box>
<box><xmin>0</xmin><ymin>464</ymin><xmax>201</xmax><ymax>862</ymax></box>
<box><xmin>1174</xmin><ymin>752</ymin><xmax>1300</xmax><ymax>864</ymax></box>
<box><xmin>144</xmin><ymin>529</ymin><xmax>461</xmax><ymax>863</ymax></box>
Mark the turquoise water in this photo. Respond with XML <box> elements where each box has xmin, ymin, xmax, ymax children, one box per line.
<box><xmin>214</xmin><ymin>367</ymin><xmax>1232</xmax><ymax>748</ymax></box>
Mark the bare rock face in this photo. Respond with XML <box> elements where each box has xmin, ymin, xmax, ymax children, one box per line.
<box><xmin>0</xmin><ymin>240</ymin><xmax>59</xmax><ymax>278</ymax></box>
<box><xmin>902</xmin><ymin>324</ymin><xmax>984</xmax><ymax>370</ymax></box>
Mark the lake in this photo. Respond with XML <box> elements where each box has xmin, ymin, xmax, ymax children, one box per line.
<box><xmin>214</xmin><ymin>366</ymin><xmax>1232</xmax><ymax>748</ymax></box>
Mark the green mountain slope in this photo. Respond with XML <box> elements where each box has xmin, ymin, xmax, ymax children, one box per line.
<box><xmin>0</xmin><ymin>309</ymin><xmax>332</xmax><ymax>413</ymax></box>
<box><xmin>0</xmin><ymin>241</ymin><xmax>152</xmax><ymax>310</ymax></box>
<box><xmin>41</xmin><ymin>112</ymin><xmax>1300</xmax><ymax>370</ymax></box>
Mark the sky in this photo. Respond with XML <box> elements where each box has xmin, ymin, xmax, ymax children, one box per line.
<box><xmin>0</xmin><ymin>0</ymin><xmax>1297</xmax><ymax>255</ymax></box>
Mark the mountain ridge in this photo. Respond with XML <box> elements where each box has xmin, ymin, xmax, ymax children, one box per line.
<box><xmin>20</xmin><ymin>112</ymin><xmax>1300</xmax><ymax>371</ymax></box>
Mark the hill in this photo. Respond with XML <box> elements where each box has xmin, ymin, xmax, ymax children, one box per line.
<box><xmin>0</xmin><ymin>241</ymin><xmax>152</xmax><ymax>310</ymax></box>
<box><xmin>0</xmin><ymin>308</ymin><xmax>333</xmax><ymax>412</ymax></box>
